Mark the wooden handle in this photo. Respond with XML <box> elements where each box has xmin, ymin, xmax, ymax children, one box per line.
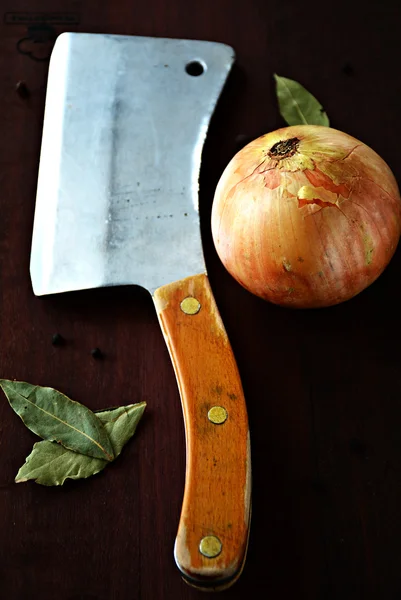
<box><xmin>153</xmin><ymin>273</ymin><xmax>251</xmax><ymax>590</ymax></box>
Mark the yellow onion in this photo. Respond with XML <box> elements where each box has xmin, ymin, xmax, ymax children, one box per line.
<box><xmin>211</xmin><ymin>125</ymin><xmax>401</xmax><ymax>308</ymax></box>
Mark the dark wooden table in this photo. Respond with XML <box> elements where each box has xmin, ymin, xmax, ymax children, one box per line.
<box><xmin>1</xmin><ymin>1</ymin><xmax>401</xmax><ymax>598</ymax></box>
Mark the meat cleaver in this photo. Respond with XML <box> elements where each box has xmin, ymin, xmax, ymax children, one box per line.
<box><xmin>30</xmin><ymin>32</ymin><xmax>251</xmax><ymax>590</ymax></box>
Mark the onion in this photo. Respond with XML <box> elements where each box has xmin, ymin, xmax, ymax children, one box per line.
<box><xmin>211</xmin><ymin>125</ymin><xmax>401</xmax><ymax>308</ymax></box>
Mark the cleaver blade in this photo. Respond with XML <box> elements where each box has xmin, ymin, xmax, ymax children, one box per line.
<box><xmin>30</xmin><ymin>32</ymin><xmax>251</xmax><ymax>590</ymax></box>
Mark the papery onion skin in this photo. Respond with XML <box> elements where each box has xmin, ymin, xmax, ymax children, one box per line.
<box><xmin>211</xmin><ymin>125</ymin><xmax>401</xmax><ymax>308</ymax></box>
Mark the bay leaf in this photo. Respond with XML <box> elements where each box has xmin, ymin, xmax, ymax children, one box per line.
<box><xmin>274</xmin><ymin>74</ymin><xmax>330</xmax><ymax>127</ymax></box>
<box><xmin>97</xmin><ymin>403</ymin><xmax>147</xmax><ymax>457</ymax></box>
<box><xmin>15</xmin><ymin>402</ymin><xmax>146</xmax><ymax>486</ymax></box>
<box><xmin>0</xmin><ymin>380</ymin><xmax>114</xmax><ymax>461</ymax></box>
<box><xmin>15</xmin><ymin>441</ymin><xmax>106</xmax><ymax>486</ymax></box>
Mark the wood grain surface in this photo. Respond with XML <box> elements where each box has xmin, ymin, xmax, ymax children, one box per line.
<box><xmin>1</xmin><ymin>1</ymin><xmax>401</xmax><ymax>598</ymax></box>
<box><xmin>154</xmin><ymin>274</ymin><xmax>250</xmax><ymax>589</ymax></box>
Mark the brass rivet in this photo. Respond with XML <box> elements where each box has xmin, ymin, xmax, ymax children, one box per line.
<box><xmin>199</xmin><ymin>535</ymin><xmax>222</xmax><ymax>558</ymax></box>
<box><xmin>180</xmin><ymin>297</ymin><xmax>201</xmax><ymax>315</ymax></box>
<box><xmin>208</xmin><ymin>406</ymin><xmax>228</xmax><ymax>425</ymax></box>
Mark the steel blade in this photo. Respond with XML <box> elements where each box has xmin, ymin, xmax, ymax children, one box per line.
<box><xmin>30</xmin><ymin>32</ymin><xmax>234</xmax><ymax>295</ymax></box>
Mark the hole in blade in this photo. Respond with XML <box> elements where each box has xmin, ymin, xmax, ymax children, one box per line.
<box><xmin>185</xmin><ymin>60</ymin><xmax>205</xmax><ymax>76</ymax></box>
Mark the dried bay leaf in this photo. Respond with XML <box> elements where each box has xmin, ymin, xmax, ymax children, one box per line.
<box><xmin>0</xmin><ymin>380</ymin><xmax>114</xmax><ymax>461</ymax></box>
<box><xmin>274</xmin><ymin>74</ymin><xmax>330</xmax><ymax>127</ymax></box>
<box><xmin>15</xmin><ymin>441</ymin><xmax>105</xmax><ymax>486</ymax></box>
<box><xmin>15</xmin><ymin>402</ymin><xmax>146</xmax><ymax>486</ymax></box>
<box><xmin>98</xmin><ymin>403</ymin><xmax>147</xmax><ymax>457</ymax></box>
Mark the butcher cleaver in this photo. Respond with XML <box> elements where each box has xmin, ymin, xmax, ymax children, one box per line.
<box><xmin>30</xmin><ymin>32</ymin><xmax>251</xmax><ymax>590</ymax></box>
